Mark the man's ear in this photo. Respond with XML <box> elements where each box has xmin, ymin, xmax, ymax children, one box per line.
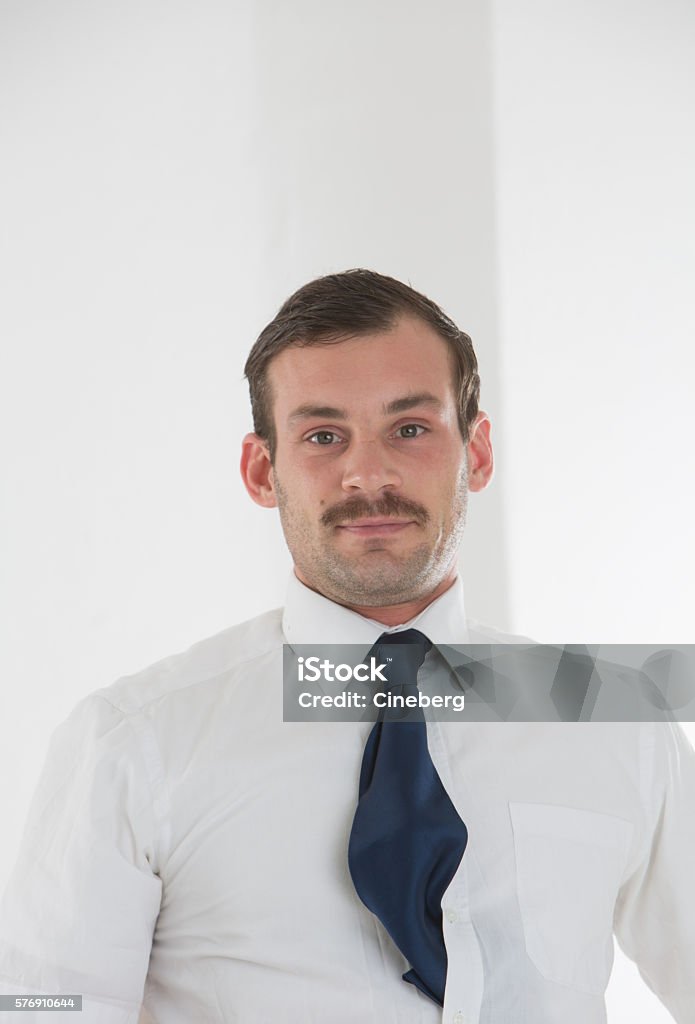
<box><xmin>240</xmin><ymin>433</ymin><xmax>278</xmax><ymax>508</ymax></box>
<box><xmin>466</xmin><ymin>411</ymin><xmax>494</xmax><ymax>493</ymax></box>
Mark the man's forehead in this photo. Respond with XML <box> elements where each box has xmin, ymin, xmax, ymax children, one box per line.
<box><xmin>266</xmin><ymin>321</ymin><xmax>455</xmax><ymax>408</ymax></box>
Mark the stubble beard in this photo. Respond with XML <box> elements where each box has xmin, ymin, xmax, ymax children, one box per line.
<box><xmin>274</xmin><ymin>463</ymin><xmax>469</xmax><ymax>608</ymax></box>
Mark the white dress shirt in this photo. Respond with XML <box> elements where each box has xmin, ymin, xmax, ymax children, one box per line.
<box><xmin>1</xmin><ymin>575</ymin><xmax>694</xmax><ymax>1023</ymax></box>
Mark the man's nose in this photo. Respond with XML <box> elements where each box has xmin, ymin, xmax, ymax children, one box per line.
<box><xmin>340</xmin><ymin>439</ymin><xmax>403</xmax><ymax>494</ymax></box>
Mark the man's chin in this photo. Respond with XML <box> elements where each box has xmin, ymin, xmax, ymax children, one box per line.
<box><xmin>318</xmin><ymin>559</ymin><xmax>439</xmax><ymax>607</ymax></box>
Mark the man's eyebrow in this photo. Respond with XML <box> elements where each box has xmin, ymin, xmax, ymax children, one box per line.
<box><xmin>287</xmin><ymin>404</ymin><xmax>349</xmax><ymax>425</ymax></box>
<box><xmin>384</xmin><ymin>393</ymin><xmax>444</xmax><ymax>414</ymax></box>
<box><xmin>287</xmin><ymin>394</ymin><xmax>444</xmax><ymax>425</ymax></box>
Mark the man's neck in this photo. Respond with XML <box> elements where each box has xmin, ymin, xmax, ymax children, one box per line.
<box><xmin>293</xmin><ymin>568</ymin><xmax>459</xmax><ymax>628</ymax></box>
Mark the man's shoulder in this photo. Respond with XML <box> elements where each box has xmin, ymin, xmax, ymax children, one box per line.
<box><xmin>96</xmin><ymin>606</ymin><xmax>285</xmax><ymax>715</ymax></box>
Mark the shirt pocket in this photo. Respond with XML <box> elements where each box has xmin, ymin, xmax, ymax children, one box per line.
<box><xmin>509</xmin><ymin>801</ymin><xmax>634</xmax><ymax>995</ymax></box>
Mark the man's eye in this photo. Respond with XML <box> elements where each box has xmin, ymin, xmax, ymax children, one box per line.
<box><xmin>397</xmin><ymin>424</ymin><xmax>426</xmax><ymax>439</ymax></box>
<box><xmin>308</xmin><ymin>431</ymin><xmax>341</xmax><ymax>445</ymax></box>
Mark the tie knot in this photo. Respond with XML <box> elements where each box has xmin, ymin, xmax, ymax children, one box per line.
<box><xmin>374</xmin><ymin>629</ymin><xmax>432</xmax><ymax>688</ymax></box>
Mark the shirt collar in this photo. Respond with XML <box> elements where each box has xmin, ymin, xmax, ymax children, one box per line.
<box><xmin>282</xmin><ymin>571</ymin><xmax>470</xmax><ymax>652</ymax></box>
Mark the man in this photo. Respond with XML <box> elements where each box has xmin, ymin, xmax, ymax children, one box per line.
<box><xmin>1</xmin><ymin>269</ymin><xmax>693</xmax><ymax>1022</ymax></box>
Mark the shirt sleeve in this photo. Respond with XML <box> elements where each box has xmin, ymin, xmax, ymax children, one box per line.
<box><xmin>0</xmin><ymin>694</ymin><xmax>164</xmax><ymax>1022</ymax></box>
<box><xmin>614</xmin><ymin>721</ymin><xmax>695</xmax><ymax>1022</ymax></box>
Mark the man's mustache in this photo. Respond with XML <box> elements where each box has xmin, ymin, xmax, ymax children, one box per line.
<box><xmin>321</xmin><ymin>493</ymin><xmax>430</xmax><ymax>528</ymax></box>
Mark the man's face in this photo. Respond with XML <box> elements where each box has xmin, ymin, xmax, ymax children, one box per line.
<box><xmin>248</xmin><ymin>316</ymin><xmax>490</xmax><ymax>609</ymax></box>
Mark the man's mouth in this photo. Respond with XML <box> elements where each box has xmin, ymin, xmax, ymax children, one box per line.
<box><xmin>335</xmin><ymin>518</ymin><xmax>415</xmax><ymax>535</ymax></box>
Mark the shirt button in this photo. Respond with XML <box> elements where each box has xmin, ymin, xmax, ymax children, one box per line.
<box><xmin>445</xmin><ymin>908</ymin><xmax>458</xmax><ymax>924</ymax></box>
<box><xmin>452</xmin><ymin>1013</ymin><xmax>466</xmax><ymax>1024</ymax></box>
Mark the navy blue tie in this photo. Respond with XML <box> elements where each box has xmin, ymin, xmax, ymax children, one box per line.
<box><xmin>347</xmin><ymin>629</ymin><xmax>468</xmax><ymax>1006</ymax></box>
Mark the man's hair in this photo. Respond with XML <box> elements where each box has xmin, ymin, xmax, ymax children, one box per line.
<box><xmin>244</xmin><ymin>268</ymin><xmax>480</xmax><ymax>459</ymax></box>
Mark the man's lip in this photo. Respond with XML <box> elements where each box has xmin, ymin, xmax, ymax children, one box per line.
<box><xmin>335</xmin><ymin>518</ymin><xmax>416</xmax><ymax>532</ymax></box>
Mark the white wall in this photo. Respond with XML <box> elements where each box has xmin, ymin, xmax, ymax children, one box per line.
<box><xmin>1</xmin><ymin>1</ymin><xmax>692</xmax><ymax>1019</ymax></box>
<box><xmin>492</xmin><ymin>0</ymin><xmax>695</xmax><ymax>643</ymax></box>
